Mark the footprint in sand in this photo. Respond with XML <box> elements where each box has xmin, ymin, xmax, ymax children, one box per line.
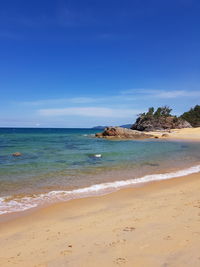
<box><xmin>123</xmin><ymin>227</ymin><xmax>135</xmax><ymax>232</ymax></box>
<box><xmin>163</xmin><ymin>235</ymin><xmax>172</xmax><ymax>240</ymax></box>
<box><xmin>115</xmin><ymin>257</ymin><xmax>126</xmax><ymax>265</ymax></box>
<box><xmin>60</xmin><ymin>250</ymin><xmax>72</xmax><ymax>256</ymax></box>
<box><xmin>108</xmin><ymin>239</ymin><xmax>126</xmax><ymax>247</ymax></box>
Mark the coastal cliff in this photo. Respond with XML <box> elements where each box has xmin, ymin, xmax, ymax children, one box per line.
<box><xmin>131</xmin><ymin>106</ymin><xmax>191</xmax><ymax>131</ymax></box>
<box><xmin>131</xmin><ymin>115</ymin><xmax>191</xmax><ymax>131</ymax></box>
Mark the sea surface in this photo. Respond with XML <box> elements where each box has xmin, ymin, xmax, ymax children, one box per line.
<box><xmin>0</xmin><ymin>127</ymin><xmax>200</xmax><ymax>215</ymax></box>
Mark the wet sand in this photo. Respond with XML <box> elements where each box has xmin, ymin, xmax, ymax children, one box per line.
<box><xmin>0</xmin><ymin>172</ymin><xmax>200</xmax><ymax>267</ymax></box>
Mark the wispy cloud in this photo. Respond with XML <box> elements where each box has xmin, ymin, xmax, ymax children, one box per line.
<box><xmin>69</xmin><ymin>97</ymin><xmax>97</xmax><ymax>104</ymax></box>
<box><xmin>22</xmin><ymin>97</ymin><xmax>97</xmax><ymax>106</ymax></box>
<box><xmin>121</xmin><ymin>89</ymin><xmax>200</xmax><ymax>98</ymax></box>
<box><xmin>3</xmin><ymin>87</ymin><xmax>199</xmax><ymax>127</ymax></box>
<box><xmin>38</xmin><ymin>107</ymin><xmax>141</xmax><ymax>118</ymax></box>
<box><xmin>21</xmin><ymin>88</ymin><xmax>200</xmax><ymax>110</ymax></box>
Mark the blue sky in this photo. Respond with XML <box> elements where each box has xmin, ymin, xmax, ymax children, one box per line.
<box><xmin>0</xmin><ymin>0</ymin><xmax>200</xmax><ymax>127</ymax></box>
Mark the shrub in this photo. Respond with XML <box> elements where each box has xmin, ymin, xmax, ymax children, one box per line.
<box><xmin>181</xmin><ymin>105</ymin><xmax>200</xmax><ymax>127</ymax></box>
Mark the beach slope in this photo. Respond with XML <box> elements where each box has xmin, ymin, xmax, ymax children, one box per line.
<box><xmin>0</xmin><ymin>173</ymin><xmax>200</xmax><ymax>266</ymax></box>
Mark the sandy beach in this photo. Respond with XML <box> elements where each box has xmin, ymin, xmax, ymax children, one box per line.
<box><xmin>0</xmin><ymin>171</ymin><xmax>200</xmax><ymax>267</ymax></box>
<box><xmin>149</xmin><ymin>127</ymin><xmax>200</xmax><ymax>141</ymax></box>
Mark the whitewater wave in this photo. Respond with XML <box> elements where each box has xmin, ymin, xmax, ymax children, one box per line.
<box><xmin>1</xmin><ymin>164</ymin><xmax>200</xmax><ymax>215</ymax></box>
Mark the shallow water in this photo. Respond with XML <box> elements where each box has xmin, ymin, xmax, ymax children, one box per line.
<box><xmin>0</xmin><ymin>128</ymin><xmax>200</xmax><ymax>214</ymax></box>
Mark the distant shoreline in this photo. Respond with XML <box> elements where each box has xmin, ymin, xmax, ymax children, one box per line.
<box><xmin>95</xmin><ymin>127</ymin><xmax>200</xmax><ymax>141</ymax></box>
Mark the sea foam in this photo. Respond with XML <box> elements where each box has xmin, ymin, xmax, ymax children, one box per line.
<box><xmin>0</xmin><ymin>164</ymin><xmax>200</xmax><ymax>215</ymax></box>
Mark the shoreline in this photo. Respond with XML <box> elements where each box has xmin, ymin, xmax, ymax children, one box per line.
<box><xmin>148</xmin><ymin>127</ymin><xmax>200</xmax><ymax>141</ymax></box>
<box><xmin>96</xmin><ymin>127</ymin><xmax>200</xmax><ymax>141</ymax></box>
<box><xmin>1</xmin><ymin>163</ymin><xmax>200</xmax><ymax>217</ymax></box>
<box><xmin>1</xmin><ymin>172</ymin><xmax>200</xmax><ymax>266</ymax></box>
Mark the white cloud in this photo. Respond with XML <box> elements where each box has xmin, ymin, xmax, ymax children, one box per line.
<box><xmin>22</xmin><ymin>97</ymin><xmax>97</xmax><ymax>106</ymax></box>
<box><xmin>149</xmin><ymin>89</ymin><xmax>200</xmax><ymax>98</ymax></box>
<box><xmin>22</xmin><ymin>88</ymin><xmax>200</xmax><ymax>108</ymax></box>
<box><xmin>121</xmin><ymin>89</ymin><xmax>200</xmax><ymax>99</ymax></box>
<box><xmin>69</xmin><ymin>97</ymin><xmax>97</xmax><ymax>104</ymax></box>
<box><xmin>38</xmin><ymin>107</ymin><xmax>141</xmax><ymax>118</ymax></box>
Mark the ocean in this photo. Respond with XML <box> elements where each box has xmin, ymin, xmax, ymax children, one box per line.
<box><xmin>0</xmin><ymin>128</ymin><xmax>200</xmax><ymax>215</ymax></box>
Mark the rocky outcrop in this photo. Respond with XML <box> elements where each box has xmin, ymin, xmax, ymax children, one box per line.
<box><xmin>95</xmin><ymin>127</ymin><xmax>154</xmax><ymax>139</ymax></box>
<box><xmin>131</xmin><ymin>116</ymin><xmax>192</xmax><ymax>132</ymax></box>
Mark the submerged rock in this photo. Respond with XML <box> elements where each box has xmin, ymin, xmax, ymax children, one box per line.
<box><xmin>95</xmin><ymin>127</ymin><xmax>153</xmax><ymax>139</ymax></box>
<box><xmin>95</xmin><ymin>133</ymin><xmax>103</xmax><ymax>138</ymax></box>
<box><xmin>12</xmin><ymin>152</ymin><xmax>22</xmax><ymax>157</ymax></box>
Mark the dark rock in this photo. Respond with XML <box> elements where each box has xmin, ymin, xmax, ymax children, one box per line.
<box><xmin>95</xmin><ymin>132</ymin><xmax>103</xmax><ymax>138</ymax></box>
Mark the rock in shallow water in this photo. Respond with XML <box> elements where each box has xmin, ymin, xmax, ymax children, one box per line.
<box><xmin>12</xmin><ymin>152</ymin><xmax>22</xmax><ymax>157</ymax></box>
<box><xmin>95</xmin><ymin>127</ymin><xmax>153</xmax><ymax>139</ymax></box>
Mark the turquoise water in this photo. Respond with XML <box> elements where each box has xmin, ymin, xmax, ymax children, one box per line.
<box><xmin>0</xmin><ymin>128</ymin><xmax>200</xmax><ymax>214</ymax></box>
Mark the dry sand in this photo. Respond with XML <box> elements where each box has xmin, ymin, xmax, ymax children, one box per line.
<box><xmin>149</xmin><ymin>126</ymin><xmax>200</xmax><ymax>141</ymax></box>
<box><xmin>0</xmin><ymin>172</ymin><xmax>200</xmax><ymax>267</ymax></box>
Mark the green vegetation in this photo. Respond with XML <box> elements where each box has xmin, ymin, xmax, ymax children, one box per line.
<box><xmin>138</xmin><ymin>105</ymin><xmax>200</xmax><ymax>128</ymax></box>
<box><xmin>139</xmin><ymin>106</ymin><xmax>173</xmax><ymax>119</ymax></box>
<box><xmin>181</xmin><ymin>105</ymin><xmax>200</xmax><ymax>127</ymax></box>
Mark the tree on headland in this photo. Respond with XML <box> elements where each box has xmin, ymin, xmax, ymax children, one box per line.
<box><xmin>132</xmin><ymin>106</ymin><xmax>191</xmax><ymax>131</ymax></box>
<box><xmin>159</xmin><ymin>106</ymin><xmax>172</xmax><ymax>117</ymax></box>
<box><xmin>146</xmin><ymin>107</ymin><xmax>154</xmax><ymax>116</ymax></box>
<box><xmin>153</xmin><ymin>107</ymin><xmax>162</xmax><ymax>118</ymax></box>
<box><xmin>181</xmin><ymin>105</ymin><xmax>200</xmax><ymax>127</ymax></box>
<box><xmin>139</xmin><ymin>106</ymin><xmax>173</xmax><ymax>119</ymax></box>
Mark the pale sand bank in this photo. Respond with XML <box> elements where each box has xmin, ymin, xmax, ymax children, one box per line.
<box><xmin>149</xmin><ymin>127</ymin><xmax>200</xmax><ymax>140</ymax></box>
<box><xmin>0</xmin><ymin>173</ymin><xmax>200</xmax><ymax>266</ymax></box>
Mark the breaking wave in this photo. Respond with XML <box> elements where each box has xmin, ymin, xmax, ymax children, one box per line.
<box><xmin>1</xmin><ymin>164</ymin><xmax>200</xmax><ymax>215</ymax></box>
